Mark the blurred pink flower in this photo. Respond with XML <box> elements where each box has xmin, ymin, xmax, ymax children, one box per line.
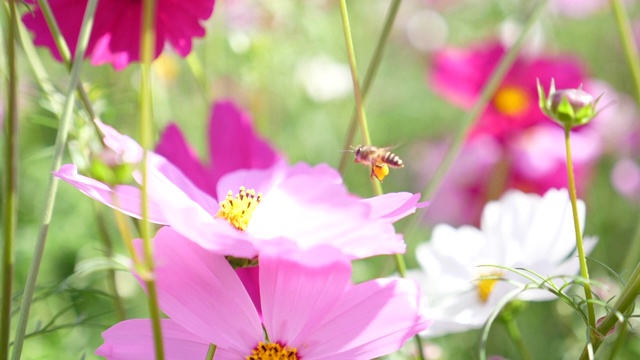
<box><xmin>55</xmin><ymin>111</ymin><xmax>423</xmax><ymax>259</ymax></box>
<box><xmin>549</xmin><ymin>0</ymin><xmax>608</xmax><ymax>18</ymax></box>
<box><xmin>96</xmin><ymin>227</ymin><xmax>432</xmax><ymax>359</ymax></box>
<box><xmin>22</xmin><ymin>0</ymin><xmax>215</xmax><ymax>70</ymax></box>
<box><xmin>430</xmin><ymin>42</ymin><xmax>586</xmax><ymax>141</ymax></box>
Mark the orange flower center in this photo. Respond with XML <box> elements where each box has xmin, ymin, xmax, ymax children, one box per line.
<box><xmin>493</xmin><ymin>85</ymin><xmax>530</xmax><ymax>116</ymax></box>
<box><xmin>216</xmin><ymin>186</ymin><xmax>262</xmax><ymax>231</ymax></box>
<box><xmin>247</xmin><ymin>342</ymin><xmax>298</xmax><ymax>359</ymax></box>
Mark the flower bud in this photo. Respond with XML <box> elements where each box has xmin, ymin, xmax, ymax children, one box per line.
<box><xmin>537</xmin><ymin>78</ymin><xmax>603</xmax><ymax>128</ymax></box>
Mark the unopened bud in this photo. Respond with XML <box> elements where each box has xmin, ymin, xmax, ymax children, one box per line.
<box><xmin>537</xmin><ymin>78</ymin><xmax>602</xmax><ymax>128</ymax></box>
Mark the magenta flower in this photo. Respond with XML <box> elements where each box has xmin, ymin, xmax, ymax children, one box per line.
<box><xmin>155</xmin><ymin>100</ymin><xmax>280</xmax><ymax>198</ymax></box>
<box><xmin>22</xmin><ymin>0</ymin><xmax>215</xmax><ymax>70</ymax></box>
<box><xmin>54</xmin><ymin>104</ymin><xmax>422</xmax><ymax>259</ymax></box>
<box><xmin>95</xmin><ymin>227</ymin><xmax>432</xmax><ymax>359</ymax></box>
<box><xmin>430</xmin><ymin>42</ymin><xmax>586</xmax><ymax>141</ymax></box>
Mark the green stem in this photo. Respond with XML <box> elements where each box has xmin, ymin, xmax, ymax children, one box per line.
<box><xmin>607</xmin><ymin>322</ymin><xmax>628</xmax><ymax>360</ymax></box>
<box><xmin>1</xmin><ymin>0</ymin><xmax>19</xmax><ymax>358</ymax></box>
<box><xmin>36</xmin><ymin>0</ymin><xmax>99</xmax><ymax>126</ymax></box>
<box><xmin>564</xmin><ymin>126</ymin><xmax>596</xmax><ymax>331</ymax></box>
<box><xmin>611</xmin><ymin>0</ymin><xmax>640</xmax><ymax>106</ymax></box>
<box><xmin>337</xmin><ymin>0</ymin><xmax>401</xmax><ymax>173</ymax></box>
<box><xmin>337</xmin><ymin>2</ymin><xmax>420</xmax><ymax>359</ymax></box>
<box><xmin>579</xmin><ymin>259</ymin><xmax>640</xmax><ymax>359</ymax></box>
<box><xmin>94</xmin><ymin>205</ymin><xmax>126</xmax><ymax>321</ymax></box>
<box><xmin>140</xmin><ymin>0</ymin><xmax>165</xmax><ymax>358</ymax></box>
<box><xmin>337</xmin><ymin>0</ymin><xmax>382</xmax><ymax>196</ymax></box>
<box><xmin>10</xmin><ymin>0</ymin><xmax>99</xmax><ymax>358</ymax></box>
<box><xmin>205</xmin><ymin>344</ymin><xmax>217</xmax><ymax>360</ymax></box>
<box><xmin>620</xmin><ymin>212</ymin><xmax>640</xmax><ymax>275</ymax></box>
<box><xmin>505</xmin><ymin>316</ymin><xmax>533</xmax><ymax>360</ymax></box>
<box><xmin>404</xmin><ymin>0</ymin><xmax>548</xmax><ymax>237</ymax></box>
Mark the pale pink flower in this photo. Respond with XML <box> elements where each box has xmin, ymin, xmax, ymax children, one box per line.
<box><xmin>22</xmin><ymin>0</ymin><xmax>216</xmax><ymax>70</ymax></box>
<box><xmin>95</xmin><ymin>227</ymin><xmax>432</xmax><ymax>359</ymax></box>
<box><xmin>55</xmin><ymin>113</ymin><xmax>423</xmax><ymax>259</ymax></box>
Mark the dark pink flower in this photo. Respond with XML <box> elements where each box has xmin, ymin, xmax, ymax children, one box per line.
<box><xmin>22</xmin><ymin>0</ymin><xmax>215</xmax><ymax>70</ymax></box>
<box><xmin>430</xmin><ymin>42</ymin><xmax>586</xmax><ymax>141</ymax></box>
<box><xmin>95</xmin><ymin>227</ymin><xmax>432</xmax><ymax>359</ymax></box>
<box><xmin>155</xmin><ymin>100</ymin><xmax>280</xmax><ymax>198</ymax></box>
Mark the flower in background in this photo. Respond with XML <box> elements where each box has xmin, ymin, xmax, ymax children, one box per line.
<box><xmin>409</xmin><ymin>189</ymin><xmax>597</xmax><ymax>337</ymax></box>
<box><xmin>420</xmin><ymin>42</ymin><xmax>603</xmax><ymax>225</ymax></box>
<box><xmin>55</xmin><ymin>102</ymin><xmax>424</xmax><ymax>259</ymax></box>
<box><xmin>430</xmin><ymin>42</ymin><xmax>586</xmax><ymax>141</ymax></box>
<box><xmin>22</xmin><ymin>0</ymin><xmax>216</xmax><ymax>70</ymax></box>
<box><xmin>96</xmin><ymin>227</ymin><xmax>432</xmax><ymax>359</ymax></box>
<box><xmin>548</xmin><ymin>0</ymin><xmax>608</xmax><ymax>19</ymax></box>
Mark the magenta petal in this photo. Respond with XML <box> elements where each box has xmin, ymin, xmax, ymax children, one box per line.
<box><xmin>53</xmin><ymin>164</ymin><xmax>168</xmax><ymax>224</ymax></box>
<box><xmin>95</xmin><ymin>319</ymin><xmax>209</xmax><ymax>359</ymax></box>
<box><xmin>155</xmin><ymin>123</ymin><xmax>215</xmax><ymax>197</ymax></box>
<box><xmin>152</xmin><ymin>227</ymin><xmax>262</xmax><ymax>353</ymax></box>
<box><xmin>259</xmin><ymin>246</ymin><xmax>351</xmax><ymax>347</ymax></box>
<box><xmin>302</xmin><ymin>278</ymin><xmax>432</xmax><ymax>359</ymax></box>
<box><xmin>208</xmin><ymin>100</ymin><xmax>281</xmax><ymax>187</ymax></box>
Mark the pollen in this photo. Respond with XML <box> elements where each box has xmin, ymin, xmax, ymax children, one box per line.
<box><xmin>247</xmin><ymin>342</ymin><xmax>298</xmax><ymax>360</ymax></box>
<box><xmin>216</xmin><ymin>186</ymin><xmax>262</xmax><ymax>231</ymax></box>
<box><xmin>372</xmin><ymin>164</ymin><xmax>390</xmax><ymax>182</ymax></box>
<box><xmin>493</xmin><ymin>85</ymin><xmax>530</xmax><ymax>116</ymax></box>
<box><xmin>476</xmin><ymin>270</ymin><xmax>503</xmax><ymax>303</ymax></box>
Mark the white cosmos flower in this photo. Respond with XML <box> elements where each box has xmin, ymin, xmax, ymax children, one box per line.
<box><xmin>410</xmin><ymin>188</ymin><xmax>597</xmax><ymax>337</ymax></box>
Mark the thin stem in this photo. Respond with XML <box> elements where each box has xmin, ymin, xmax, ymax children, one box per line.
<box><xmin>1</xmin><ymin>0</ymin><xmax>19</xmax><ymax>358</ymax></box>
<box><xmin>337</xmin><ymin>0</ymin><xmax>401</xmax><ymax>173</ymax></box>
<box><xmin>404</xmin><ymin>0</ymin><xmax>548</xmax><ymax>236</ymax></box>
<box><xmin>139</xmin><ymin>0</ymin><xmax>165</xmax><ymax>358</ymax></box>
<box><xmin>611</xmin><ymin>0</ymin><xmax>640</xmax><ymax>106</ymax></box>
<box><xmin>205</xmin><ymin>344</ymin><xmax>217</xmax><ymax>360</ymax></box>
<box><xmin>36</xmin><ymin>0</ymin><xmax>99</xmax><ymax>126</ymax></box>
<box><xmin>10</xmin><ymin>0</ymin><xmax>99</xmax><ymax>358</ymax></box>
<box><xmin>564</xmin><ymin>126</ymin><xmax>596</xmax><ymax>331</ymax></box>
<box><xmin>337</xmin><ymin>2</ymin><xmax>420</xmax><ymax>359</ymax></box>
<box><xmin>504</xmin><ymin>316</ymin><xmax>533</xmax><ymax>360</ymax></box>
<box><xmin>620</xmin><ymin>212</ymin><xmax>640</xmax><ymax>275</ymax></box>
<box><xmin>94</xmin><ymin>205</ymin><xmax>126</xmax><ymax>321</ymax></box>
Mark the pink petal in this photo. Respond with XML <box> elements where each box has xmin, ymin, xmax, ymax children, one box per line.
<box><xmin>208</xmin><ymin>100</ymin><xmax>281</xmax><ymax>187</ymax></box>
<box><xmin>95</xmin><ymin>319</ymin><xmax>210</xmax><ymax>359</ymax></box>
<box><xmin>53</xmin><ymin>164</ymin><xmax>168</xmax><ymax>223</ymax></box>
<box><xmin>302</xmin><ymin>278</ymin><xmax>432</xmax><ymax>359</ymax></box>
<box><xmin>361</xmin><ymin>192</ymin><xmax>425</xmax><ymax>222</ymax></box>
<box><xmin>259</xmin><ymin>246</ymin><xmax>352</xmax><ymax>347</ymax></box>
<box><xmin>155</xmin><ymin>123</ymin><xmax>214</xmax><ymax>197</ymax></box>
<box><xmin>152</xmin><ymin>227</ymin><xmax>262</xmax><ymax>354</ymax></box>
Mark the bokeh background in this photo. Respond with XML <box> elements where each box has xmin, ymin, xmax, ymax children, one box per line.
<box><xmin>6</xmin><ymin>0</ymin><xmax>640</xmax><ymax>358</ymax></box>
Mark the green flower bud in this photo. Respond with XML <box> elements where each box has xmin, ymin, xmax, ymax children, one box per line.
<box><xmin>537</xmin><ymin>78</ymin><xmax>603</xmax><ymax>129</ymax></box>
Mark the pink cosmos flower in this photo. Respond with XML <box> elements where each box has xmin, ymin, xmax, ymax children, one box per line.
<box><xmin>22</xmin><ymin>0</ymin><xmax>215</xmax><ymax>70</ymax></box>
<box><xmin>54</xmin><ymin>104</ymin><xmax>423</xmax><ymax>259</ymax></box>
<box><xmin>95</xmin><ymin>227</ymin><xmax>432</xmax><ymax>359</ymax></box>
<box><xmin>430</xmin><ymin>42</ymin><xmax>586</xmax><ymax>141</ymax></box>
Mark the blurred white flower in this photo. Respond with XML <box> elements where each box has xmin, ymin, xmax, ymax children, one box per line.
<box><xmin>295</xmin><ymin>55</ymin><xmax>352</xmax><ymax>103</ymax></box>
<box><xmin>410</xmin><ymin>188</ymin><xmax>597</xmax><ymax>337</ymax></box>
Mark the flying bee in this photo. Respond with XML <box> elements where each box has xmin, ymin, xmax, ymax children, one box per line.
<box><xmin>350</xmin><ymin>145</ymin><xmax>404</xmax><ymax>182</ymax></box>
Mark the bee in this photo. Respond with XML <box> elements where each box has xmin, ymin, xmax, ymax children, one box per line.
<box><xmin>351</xmin><ymin>145</ymin><xmax>404</xmax><ymax>182</ymax></box>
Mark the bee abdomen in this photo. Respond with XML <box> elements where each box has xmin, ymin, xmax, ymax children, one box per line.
<box><xmin>382</xmin><ymin>152</ymin><xmax>404</xmax><ymax>168</ymax></box>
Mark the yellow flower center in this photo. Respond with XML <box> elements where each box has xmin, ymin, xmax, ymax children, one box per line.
<box><xmin>216</xmin><ymin>186</ymin><xmax>262</xmax><ymax>231</ymax></box>
<box><xmin>493</xmin><ymin>85</ymin><xmax>530</xmax><ymax>116</ymax></box>
<box><xmin>247</xmin><ymin>342</ymin><xmax>298</xmax><ymax>360</ymax></box>
<box><xmin>476</xmin><ymin>270</ymin><xmax>503</xmax><ymax>303</ymax></box>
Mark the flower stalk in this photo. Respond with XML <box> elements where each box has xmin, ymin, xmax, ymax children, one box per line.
<box><xmin>563</xmin><ymin>126</ymin><xmax>596</xmax><ymax>332</ymax></box>
<box><xmin>10</xmin><ymin>0</ymin><xmax>99</xmax><ymax>358</ymax></box>
<box><xmin>611</xmin><ymin>0</ymin><xmax>640</xmax><ymax>106</ymax></box>
<box><xmin>337</xmin><ymin>0</ymin><xmax>401</xmax><ymax>174</ymax></box>
<box><xmin>1</xmin><ymin>0</ymin><xmax>19</xmax><ymax>358</ymax></box>
<box><xmin>337</xmin><ymin>1</ymin><xmax>423</xmax><ymax>359</ymax></box>
<box><xmin>139</xmin><ymin>0</ymin><xmax>165</xmax><ymax>358</ymax></box>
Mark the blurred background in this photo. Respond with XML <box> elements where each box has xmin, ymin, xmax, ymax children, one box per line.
<box><xmin>6</xmin><ymin>0</ymin><xmax>640</xmax><ymax>358</ymax></box>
